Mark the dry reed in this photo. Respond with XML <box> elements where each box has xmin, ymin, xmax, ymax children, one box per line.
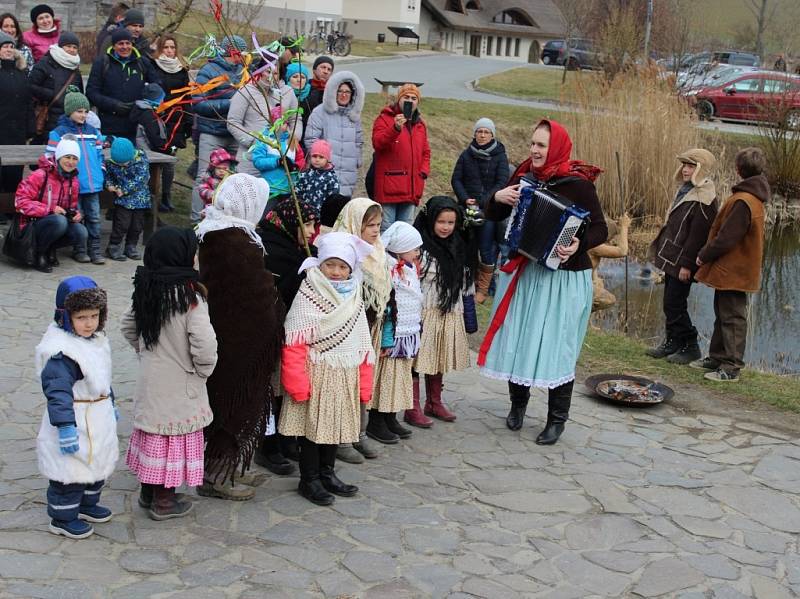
<box><xmin>563</xmin><ymin>67</ymin><xmax>730</xmax><ymax>221</ymax></box>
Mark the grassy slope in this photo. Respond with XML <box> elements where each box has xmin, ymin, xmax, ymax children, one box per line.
<box><xmin>475</xmin><ymin>67</ymin><xmax>583</xmax><ymax>101</ymax></box>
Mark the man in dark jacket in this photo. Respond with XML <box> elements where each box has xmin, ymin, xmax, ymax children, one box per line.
<box><xmin>647</xmin><ymin>148</ymin><xmax>718</xmax><ymax>364</ymax></box>
<box><xmin>86</xmin><ymin>28</ymin><xmax>160</xmax><ymax>141</ymax></box>
<box><xmin>190</xmin><ymin>35</ymin><xmax>245</xmax><ymax>222</ymax></box>
<box><xmin>308</xmin><ymin>55</ymin><xmax>333</xmax><ymax>113</ymax></box>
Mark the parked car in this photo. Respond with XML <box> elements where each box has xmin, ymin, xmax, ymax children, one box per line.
<box><xmin>690</xmin><ymin>72</ymin><xmax>800</xmax><ymax>128</ymax></box>
<box><xmin>540</xmin><ymin>38</ymin><xmax>600</xmax><ymax>70</ymax></box>
<box><xmin>711</xmin><ymin>51</ymin><xmax>761</xmax><ymax>67</ymax></box>
<box><xmin>678</xmin><ymin>65</ymin><xmax>761</xmax><ymax>93</ymax></box>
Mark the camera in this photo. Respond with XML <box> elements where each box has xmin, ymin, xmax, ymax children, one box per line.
<box><xmin>64</xmin><ymin>208</ymin><xmax>78</xmax><ymax>221</ymax></box>
<box><xmin>402</xmin><ymin>101</ymin><xmax>413</xmax><ymax>120</ymax></box>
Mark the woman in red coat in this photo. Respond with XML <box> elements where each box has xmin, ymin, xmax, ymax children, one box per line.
<box><xmin>371</xmin><ymin>84</ymin><xmax>430</xmax><ymax>231</ymax></box>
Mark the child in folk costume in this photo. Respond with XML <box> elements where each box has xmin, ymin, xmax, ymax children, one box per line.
<box><xmin>332</xmin><ymin>198</ymin><xmax>393</xmax><ymax>462</ymax></box>
<box><xmin>366</xmin><ymin>222</ymin><xmax>425</xmax><ymax>442</ymax></box>
<box><xmin>36</xmin><ymin>276</ymin><xmax>117</xmax><ymax>539</ymax></box>
<box><xmin>413</xmin><ymin>196</ymin><xmax>476</xmax><ymax>422</ymax></box>
<box><xmin>121</xmin><ymin>227</ymin><xmax>218</xmax><ymax>521</ymax></box>
<box><xmin>279</xmin><ymin>232</ymin><xmax>375</xmax><ymax>506</ymax></box>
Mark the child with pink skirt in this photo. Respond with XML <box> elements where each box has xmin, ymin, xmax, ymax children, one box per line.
<box><xmin>121</xmin><ymin>226</ymin><xmax>218</xmax><ymax>520</ymax></box>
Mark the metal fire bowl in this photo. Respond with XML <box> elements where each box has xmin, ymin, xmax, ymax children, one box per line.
<box><xmin>584</xmin><ymin>373</ymin><xmax>673</xmax><ymax>407</ymax></box>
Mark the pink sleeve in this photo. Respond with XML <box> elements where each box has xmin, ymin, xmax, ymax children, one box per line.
<box><xmin>281</xmin><ymin>343</ymin><xmax>311</xmax><ymax>402</ymax></box>
<box><xmin>294</xmin><ymin>144</ymin><xmax>306</xmax><ymax>170</ymax></box>
<box><xmin>15</xmin><ymin>171</ymin><xmax>50</xmax><ymax>217</ymax></box>
<box><xmin>359</xmin><ymin>358</ymin><xmax>374</xmax><ymax>404</ymax></box>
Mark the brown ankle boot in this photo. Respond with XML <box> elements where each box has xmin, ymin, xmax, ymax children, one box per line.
<box><xmin>475</xmin><ymin>262</ymin><xmax>494</xmax><ymax>304</ymax></box>
<box><xmin>423</xmin><ymin>374</ymin><xmax>456</xmax><ymax>422</ymax></box>
<box><xmin>147</xmin><ymin>486</ymin><xmax>194</xmax><ymax>521</ymax></box>
<box><xmin>404</xmin><ymin>375</ymin><xmax>433</xmax><ymax>428</ymax></box>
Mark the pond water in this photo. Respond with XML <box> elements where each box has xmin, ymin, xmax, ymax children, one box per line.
<box><xmin>593</xmin><ymin>229</ymin><xmax>800</xmax><ymax>375</ymax></box>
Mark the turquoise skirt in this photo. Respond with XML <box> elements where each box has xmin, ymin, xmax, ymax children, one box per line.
<box><xmin>480</xmin><ymin>262</ymin><xmax>592</xmax><ymax>388</ymax></box>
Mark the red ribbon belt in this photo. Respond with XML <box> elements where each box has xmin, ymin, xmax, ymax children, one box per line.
<box><xmin>477</xmin><ymin>255</ymin><xmax>528</xmax><ymax>366</ymax></box>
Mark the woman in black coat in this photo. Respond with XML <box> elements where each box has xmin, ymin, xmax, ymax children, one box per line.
<box><xmin>0</xmin><ymin>34</ymin><xmax>34</xmax><ymax>193</ymax></box>
<box><xmin>28</xmin><ymin>31</ymin><xmax>83</xmax><ymax>143</ymax></box>
<box><xmin>152</xmin><ymin>35</ymin><xmax>192</xmax><ymax>211</ymax></box>
<box><xmin>450</xmin><ymin>117</ymin><xmax>510</xmax><ymax>303</ymax></box>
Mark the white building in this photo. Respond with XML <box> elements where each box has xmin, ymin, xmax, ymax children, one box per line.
<box><xmin>418</xmin><ymin>0</ymin><xmax>565</xmax><ymax>63</ymax></box>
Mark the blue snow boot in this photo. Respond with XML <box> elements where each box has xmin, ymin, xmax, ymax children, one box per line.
<box><xmin>79</xmin><ymin>504</ymin><xmax>113</xmax><ymax>523</ymax></box>
<box><xmin>49</xmin><ymin>518</ymin><xmax>94</xmax><ymax>539</ymax></box>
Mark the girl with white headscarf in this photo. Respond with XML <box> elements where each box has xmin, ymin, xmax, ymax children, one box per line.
<box><xmin>331</xmin><ymin>197</ymin><xmax>393</xmax><ymax>462</ymax></box>
<box><xmin>196</xmin><ymin>174</ymin><xmax>285</xmax><ymax>501</ymax></box>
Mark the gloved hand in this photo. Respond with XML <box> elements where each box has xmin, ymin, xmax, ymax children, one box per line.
<box><xmin>58</xmin><ymin>425</ymin><xmax>79</xmax><ymax>455</ymax></box>
<box><xmin>116</xmin><ymin>101</ymin><xmax>134</xmax><ymax>115</ymax></box>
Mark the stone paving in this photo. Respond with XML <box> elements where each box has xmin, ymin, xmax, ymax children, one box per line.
<box><xmin>1</xmin><ymin>255</ymin><xmax>800</xmax><ymax>598</ymax></box>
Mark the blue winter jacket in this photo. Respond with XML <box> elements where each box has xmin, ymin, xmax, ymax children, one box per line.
<box><xmin>193</xmin><ymin>57</ymin><xmax>244</xmax><ymax>137</ymax></box>
<box><xmin>86</xmin><ymin>47</ymin><xmax>161</xmax><ymax>139</ymax></box>
<box><xmin>41</xmin><ymin>353</ymin><xmax>116</xmax><ymax>427</ymax></box>
<box><xmin>47</xmin><ymin>115</ymin><xmax>105</xmax><ymax>194</ymax></box>
<box><xmin>105</xmin><ymin>151</ymin><xmax>151</xmax><ymax>209</ymax></box>
<box><xmin>251</xmin><ymin>131</ymin><xmax>299</xmax><ymax>197</ymax></box>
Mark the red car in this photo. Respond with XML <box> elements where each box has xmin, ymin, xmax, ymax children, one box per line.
<box><xmin>690</xmin><ymin>72</ymin><xmax>800</xmax><ymax>128</ymax></box>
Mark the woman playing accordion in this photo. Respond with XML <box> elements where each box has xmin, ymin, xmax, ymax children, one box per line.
<box><xmin>478</xmin><ymin>119</ymin><xmax>608</xmax><ymax>445</ymax></box>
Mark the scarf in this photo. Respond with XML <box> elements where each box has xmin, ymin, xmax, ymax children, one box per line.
<box><xmin>468</xmin><ymin>138</ymin><xmax>498</xmax><ymax>159</ymax></box>
<box><xmin>386</xmin><ymin>254</ymin><xmax>422</xmax><ymax>359</ymax></box>
<box><xmin>332</xmin><ymin>198</ymin><xmax>392</xmax><ymax>313</ymax></box>
<box><xmin>196</xmin><ymin>173</ymin><xmax>268</xmax><ymax>252</ymax></box>
<box><xmin>48</xmin><ymin>44</ymin><xmax>80</xmax><ymax>70</ymax></box>
<box><xmin>284</xmin><ymin>268</ymin><xmax>374</xmax><ymax>368</ymax></box>
<box><xmin>528</xmin><ymin>119</ymin><xmax>603</xmax><ymax>183</ymax></box>
<box><xmin>414</xmin><ymin>196</ymin><xmax>472</xmax><ymax>313</ymax></box>
<box><xmin>131</xmin><ymin>227</ymin><xmax>200</xmax><ymax>350</ymax></box>
<box><xmin>294</xmin><ymin>82</ymin><xmax>310</xmax><ymax>101</ymax></box>
<box><xmin>311</xmin><ymin>78</ymin><xmax>326</xmax><ymax>91</ymax></box>
<box><xmin>155</xmin><ymin>54</ymin><xmax>184</xmax><ymax>74</ymax></box>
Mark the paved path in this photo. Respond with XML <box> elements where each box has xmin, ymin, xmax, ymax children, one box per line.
<box><xmin>344</xmin><ymin>55</ymin><xmax>760</xmax><ymax>135</ymax></box>
<box><xmin>1</xmin><ymin>252</ymin><xmax>800</xmax><ymax>598</ymax></box>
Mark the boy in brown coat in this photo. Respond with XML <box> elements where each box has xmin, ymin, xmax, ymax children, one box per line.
<box><xmin>693</xmin><ymin>147</ymin><xmax>770</xmax><ymax>382</ymax></box>
<box><xmin>647</xmin><ymin>149</ymin><xmax>718</xmax><ymax>364</ymax></box>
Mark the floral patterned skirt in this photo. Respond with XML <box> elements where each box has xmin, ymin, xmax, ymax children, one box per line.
<box><xmin>372</xmin><ymin>357</ymin><xmax>414</xmax><ymax>413</ymax></box>
<box><xmin>414</xmin><ymin>309</ymin><xmax>470</xmax><ymax>375</ymax></box>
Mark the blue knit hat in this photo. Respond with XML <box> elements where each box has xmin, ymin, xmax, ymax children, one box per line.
<box><xmin>285</xmin><ymin>61</ymin><xmax>310</xmax><ymax>81</ymax></box>
<box><xmin>143</xmin><ymin>83</ymin><xmax>165</xmax><ymax>107</ymax></box>
<box><xmin>220</xmin><ymin>35</ymin><xmax>247</xmax><ymax>56</ymax></box>
<box><xmin>110</xmin><ymin>137</ymin><xmax>135</xmax><ymax>163</ymax></box>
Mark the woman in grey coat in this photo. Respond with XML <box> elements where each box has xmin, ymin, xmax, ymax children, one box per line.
<box><xmin>304</xmin><ymin>70</ymin><xmax>364</xmax><ymax>197</ymax></box>
<box><xmin>227</xmin><ymin>71</ymin><xmax>300</xmax><ymax>176</ymax></box>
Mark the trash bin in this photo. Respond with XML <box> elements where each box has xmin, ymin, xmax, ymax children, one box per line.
<box><xmin>377</xmin><ymin>33</ymin><xmax>385</xmax><ymax>44</ymax></box>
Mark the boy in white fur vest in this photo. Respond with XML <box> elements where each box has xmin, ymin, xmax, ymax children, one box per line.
<box><xmin>36</xmin><ymin>276</ymin><xmax>118</xmax><ymax>539</ymax></box>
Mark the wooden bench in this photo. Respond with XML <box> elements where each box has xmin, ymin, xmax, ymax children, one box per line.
<box><xmin>387</xmin><ymin>26</ymin><xmax>420</xmax><ymax>51</ymax></box>
<box><xmin>0</xmin><ymin>146</ymin><xmax>176</xmax><ymax>238</ymax></box>
<box><xmin>374</xmin><ymin>79</ymin><xmax>424</xmax><ymax>96</ymax></box>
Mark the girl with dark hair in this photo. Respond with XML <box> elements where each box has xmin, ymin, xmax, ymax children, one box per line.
<box><xmin>479</xmin><ymin>119</ymin><xmax>607</xmax><ymax>445</ymax></box>
<box><xmin>412</xmin><ymin>196</ymin><xmax>476</xmax><ymax>422</ymax></box>
<box><xmin>121</xmin><ymin>227</ymin><xmax>218</xmax><ymax>521</ymax></box>
<box><xmin>0</xmin><ymin>13</ymin><xmax>33</xmax><ymax>72</ymax></box>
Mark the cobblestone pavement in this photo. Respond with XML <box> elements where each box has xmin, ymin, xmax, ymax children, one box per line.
<box><xmin>1</xmin><ymin>256</ymin><xmax>800</xmax><ymax>599</ymax></box>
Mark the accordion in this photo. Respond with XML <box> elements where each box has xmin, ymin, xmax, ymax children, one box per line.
<box><xmin>506</xmin><ymin>181</ymin><xmax>590</xmax><ymax>271</ymax></box>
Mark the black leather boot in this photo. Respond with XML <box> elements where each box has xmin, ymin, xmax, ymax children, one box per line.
<box><xmin>298</xmin><ymin>437</ymin><xmax>334</xmax><ymax>505</ymax></box>
<box><xmin>536</xmin><ymin>381</ymin><xmax>573</xmax><ymax>445</ymax></box>
<box><xmin>36</xmin><ymin>252</ymin><xmax>53</xmax><ymax>273</ymax></box>
<box><xmin>46</xmin><ymin>246</ymin><xmax>59</xmax><ymax>266</ymax></box>
<box><xmin>384</xmin><ymin>412</ymin><xmax>412</xmax><ymax>439</ymax></box>
<box><xmin>254</xmin><ymin>435</ymin><xmax>295</xmax><ymax>475</ymax></box>
<box><xmin>506</xmin><ymin>382</ymin><xmax>530</xmax><ymax>431</ymax></box>
<box><xmin>319</xmin><ymin>444</ymin><xmax>358</xmax><ymax>497</ymax></box>
<box><xmin>366</xmin><ymin>409</ymin><xmax>399</xmax><ymax>444</ymax></box>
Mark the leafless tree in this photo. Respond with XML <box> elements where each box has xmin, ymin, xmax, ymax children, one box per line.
<box><xmin>745</xmin><ymin>0</ymin><xmax>778</xmax><ymax>61</ymax></box>
<box><xmin>555</xmin><ymin>0</ymin><xmax>593</xmax><ymax>82</ymax></box>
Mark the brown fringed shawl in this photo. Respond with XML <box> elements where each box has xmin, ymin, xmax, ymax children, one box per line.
<box><xmin>199</xmin><ymin>228</ymin><xmax>285</xmax><ymax>484</ymax></box>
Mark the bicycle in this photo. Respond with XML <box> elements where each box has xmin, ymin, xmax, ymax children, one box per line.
<box><xmin>305</xmin><ymin>29</ymin><xmax>351</xmax><ymax>57</ymax></box>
